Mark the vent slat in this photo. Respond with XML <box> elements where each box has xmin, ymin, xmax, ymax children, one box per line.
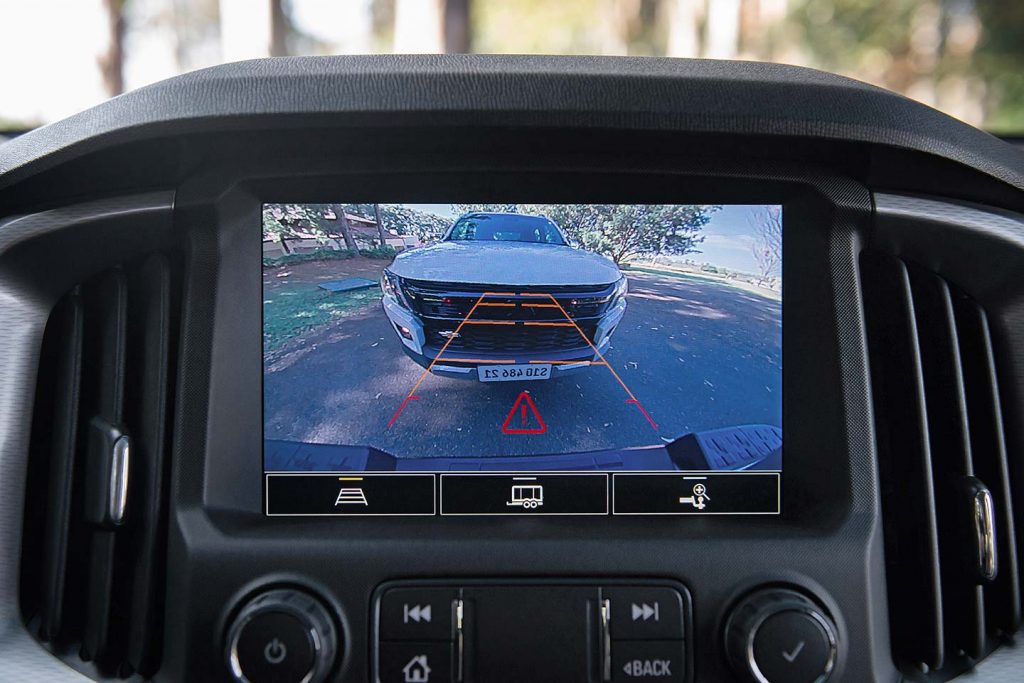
<box><xmin>80</xmin><ymin>269</ymin><xmax>129</xmax><ymax>663</ymax></box>
<box><xmin>37</xmin><ymin>293</ymin><xmax>84</xmax><ymax>642</ymax></box>
<box><xmin>908</xmin><ymin>266</ymin><xmax>986</xmax><ymax>660</ymax></box>
<box><xmin>954</xmin><ymin>294</ymin><xmax>1022</xmax><ymax>635</ymax></box>
<box><xmin>22</xmin><ymin>249</ymin><xmax>181</xmax><ymax>679</ymax></box>
<box><xmin>863</xmin><ymin>249</ymin><xmax>1022</xmax><ymax>679</ymax></box>
<box><xmin>121</xmin><ymin>254</ymin><xmax>174</xmax><ymax>675</ymax></box>
<box><xmin>861</xmin><ymin>252</ymin><xmax>945</xmax><ymax>671</ymax></box>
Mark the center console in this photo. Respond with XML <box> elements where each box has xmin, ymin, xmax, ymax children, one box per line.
<box><xmin>187</xmin><ymin>152</ymin><xmax>874</xmax><ymax>683</ymax></box>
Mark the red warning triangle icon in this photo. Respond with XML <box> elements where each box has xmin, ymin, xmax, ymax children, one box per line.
<box><xmin>502</xmin><ymin>391</ymin><xmax>547</xmax><ymax>434</ymax></box>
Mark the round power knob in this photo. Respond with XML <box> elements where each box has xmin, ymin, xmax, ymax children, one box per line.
<box><xmin>724</xmin><ymin>587</ymin><xmax>837</xmax><ymax>683</ymax></box>
<box><xmin>225</xmin><ymin>588</ymin><xmax>339</xmax><ymax>683</ymax></box>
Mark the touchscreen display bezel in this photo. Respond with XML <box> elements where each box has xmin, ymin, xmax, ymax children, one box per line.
<box><xmin>260</xmin><ymin>201</ymin><xmax>783</xmax><ymax>517</ymax></box>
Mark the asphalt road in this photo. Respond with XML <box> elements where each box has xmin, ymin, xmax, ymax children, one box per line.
<box><xmin>263</xmin><ymin>272</ymin><xmax>781</xmax><ymax>460</ymax></box>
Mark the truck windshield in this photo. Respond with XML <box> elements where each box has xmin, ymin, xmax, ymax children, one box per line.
<box><xmin>446</xmin><ymin>214</ymin><xmax>566</xmax><ymax>245</ymax></box>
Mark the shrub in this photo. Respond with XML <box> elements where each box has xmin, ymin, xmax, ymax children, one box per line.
<box><xmin>360</xmin><ymin>246</ymin><xmax>398</xmax><ymax>260</ymax></box>
<box><xmin>262</xmin><ymin>248</ymin><xmax>356</xmax><ymax>268</ymax></box>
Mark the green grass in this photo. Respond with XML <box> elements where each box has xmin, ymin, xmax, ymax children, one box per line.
<box><xmin>626</xmin><ymin>265</ymin><xmax>727</xmax><ymax>284</ymax></box>
<box><xmin>263</xmin><ymin>283</ymin><xmax>381</xmax><ymax>352</ymax></box>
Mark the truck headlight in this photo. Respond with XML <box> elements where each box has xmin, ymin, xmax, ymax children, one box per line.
<box><xmin>381</xmin><ymin>270</ymin><xmax>411</xmax><ymax>309</ymax></box>
<box><xmin>612</xmin><ymin>276</ymin><xmax>628</xmax><ymax>304</ymax></box>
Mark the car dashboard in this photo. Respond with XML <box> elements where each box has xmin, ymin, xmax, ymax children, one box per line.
<box><xmin>0</xmin><ymin>55</ymin><xmax>1023</xmax><ymax>683</ymax></box>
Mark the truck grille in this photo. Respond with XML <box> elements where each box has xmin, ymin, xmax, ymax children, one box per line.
<box><xmin>403</xmin><ymin>279</ymin><xmax>616</xmax><ymax>322</ymax></box>
<box><xmin>425</xmin><ymin>321</ymin><xmax>598</xmax><ymax>354</ymax></box>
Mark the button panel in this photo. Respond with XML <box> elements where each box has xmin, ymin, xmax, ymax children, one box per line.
<box><xmin>374</xmin><ymin>581</ymin><xmax>690</xmax><ymax>683</ymax></box>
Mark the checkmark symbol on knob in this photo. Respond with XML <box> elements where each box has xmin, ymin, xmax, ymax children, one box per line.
<box><xmin>781</xmin><ymin>641</ymin><xmax>805</xmax><ymax>663</ymax></box>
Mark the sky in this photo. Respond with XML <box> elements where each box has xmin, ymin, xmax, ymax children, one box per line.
<box><xmin>403</xmin><ymin>203</ymin><xmax>776</xmax><ymax>275</ymax></box>
<box><xmin>697</xmin><ymin>204</ymin><xmax>777</xmax><ymax>275</ymax></box>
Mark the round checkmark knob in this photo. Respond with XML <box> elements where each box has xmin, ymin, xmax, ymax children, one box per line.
<box><xmin>724</xmin><ymin>587</ymin><xmax>838</xmax><ymax>683</ymax></box>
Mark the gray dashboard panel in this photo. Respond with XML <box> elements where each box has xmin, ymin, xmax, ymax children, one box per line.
<box><xmin>0</xmin><ymin>195</ymin><xmax>173</xmax><ymax>683</ymax></box>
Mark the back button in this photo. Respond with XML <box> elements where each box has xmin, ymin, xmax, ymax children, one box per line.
<box><xmin>612</xmin><ymin>641</ymin><xmax>684</xmax><ymax>683</ymax></box>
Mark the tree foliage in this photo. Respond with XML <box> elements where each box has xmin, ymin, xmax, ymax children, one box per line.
<box><xmin>262</xmin><ymin>203</ymin><xmax>326</xmax><ymax>240</ymax></box>
<box><xmin>749</xmin><ymin>205</ymin><xmax>782</xmax><ymax>287</ymax></box>
<box><xmin>374</xmin><ymin>204</ymin><xmax>451</xmax><ymax>242</ymax></box>
<box><xmin>265</xmin><ymin>202</ymin><xmax>720</xmax><ymax>265</ymax></box>
<box><xmin>788</xmin><ymin>0</ymin><xmax>1024</xmax><ymax>132</ymax></box>
<box><xmin>448</xmin><ymin>203</ymin><xmax>719</xmax><ymax>264</ymax></box>
<box><xmin>263</xmin><ymin>203</ymin><xmax>451</xmax><ymax>246</ymax></box>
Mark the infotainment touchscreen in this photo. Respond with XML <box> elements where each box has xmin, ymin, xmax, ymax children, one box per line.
<box><xmin>263</xmin><ymin>204</ymin><xmax>781</xmax><ymax>516</ymax></box>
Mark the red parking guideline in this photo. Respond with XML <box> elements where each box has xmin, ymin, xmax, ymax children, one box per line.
<box><xmin>387</xmin><ymin>395</ymin><xmax>420</xmax><ymax>428</ymax></box>
<box><xmin>501</xmin><ymin>391</ymin><xmax>547</xmax><ymax>434</ymax></box>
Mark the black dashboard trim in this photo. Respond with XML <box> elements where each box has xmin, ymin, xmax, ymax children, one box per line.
<box><xmin>0</xmin><ymin>55</ymin><xmax>1021</xmax><ymax>197</ymax></box>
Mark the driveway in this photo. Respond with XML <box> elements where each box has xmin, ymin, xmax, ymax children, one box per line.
<box><xmin>263</xmin><ymin>272</ymin><xmax>781</xmax><ymax>460</ymax></box>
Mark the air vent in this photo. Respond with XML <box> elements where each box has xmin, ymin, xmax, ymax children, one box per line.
<box><xmin>861</xmin><ymin>251</ymin><xmax>1021</xmax><ymax>679</ymax></box>
<box><xmin>19</xmin><ymin>251</ymin><xmax>181</xmax><ymax>679</ymax></box>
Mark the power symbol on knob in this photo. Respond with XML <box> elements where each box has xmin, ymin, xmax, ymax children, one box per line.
<box><xmin>264</xmin><ymin>638</ymin><xmax>287</xmax><ymax>665</ymax></box>
<box><xmin>225</xmin><ymin>588</ymin><xmax>338</xmax><ymax>683</ymax></box>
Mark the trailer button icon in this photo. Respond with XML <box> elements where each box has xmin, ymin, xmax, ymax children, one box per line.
<box><xmin>507</xmin><ymin>478</ymin><xmax>544</xmax><ymax>509</ymax></box>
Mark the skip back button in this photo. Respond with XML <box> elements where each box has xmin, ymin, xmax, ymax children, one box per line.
<box><xmin>612</xmin><ymin>641</ymin><xmax>685</xmax><ymax>682</ymax></box>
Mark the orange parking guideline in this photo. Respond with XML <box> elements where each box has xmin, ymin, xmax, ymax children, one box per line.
<box><xmin>544</xmin><ymin>293</ymin><xmax>639</xmax><ymax>402</ymax></box>
<box><xmin>388</xmin><ymin>289</ymin><xmax>659</xmax><ymax>433</ymax></box>
<box><xmin>404</xmin><ymin>294</ymin><xmax>487</xmax><ymax>398</ymax></box>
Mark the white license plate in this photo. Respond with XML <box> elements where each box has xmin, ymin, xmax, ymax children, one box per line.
<box><xmin>478</xmin><ymin>364</ymin><xmax>551</xmax><ymax>382</ymax></box>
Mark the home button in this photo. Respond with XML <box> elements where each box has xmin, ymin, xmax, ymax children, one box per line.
<box><xmin>379</xmin><ymin>641</ymin><xmax>453</xmax><ymax>683</ymax></box>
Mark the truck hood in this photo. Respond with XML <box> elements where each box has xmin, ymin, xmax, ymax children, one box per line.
<box><xmin>388</xmin><ymin>241</ymin><xmax>622</xmax><ymax>286</ymax></box>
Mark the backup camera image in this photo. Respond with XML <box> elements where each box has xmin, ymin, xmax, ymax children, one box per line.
<box><xmin>263</xmin><ymin>203</ymin><xmax>781</xmax><ymax>476</ymax></box>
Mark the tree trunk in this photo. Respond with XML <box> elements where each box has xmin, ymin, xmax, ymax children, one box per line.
<box><xmin>374</xmin><ymin>204</ymin><xmax>388</xmax><ymax>248</ymax></box>
<box><xmin>99</xmin><ymin>0</ymin><xmax>126</xmax><ymax>97</ymax></box>
<box><xmin>334</xmin><ymin>205</ymin><xmax>360</xmax><ymax>253</ymax></box>
<box><xmin>600</xmin><ymin>0</ymin><xmax>629</xmax><ymax>55</ymax></box>
<box><xmin>269</xmin><ymin>0</ymin><xmax>288</xmax><ymax>56</ymax></box>
<box><xmin>653</xmin><ymin>236</ymin><xmax>666</xmax><ymax>265</ymax></box>
<box><xmin>443</xmin><ymin>0</ymin><xmax>471</xmax><ymax>53</ymax></box>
